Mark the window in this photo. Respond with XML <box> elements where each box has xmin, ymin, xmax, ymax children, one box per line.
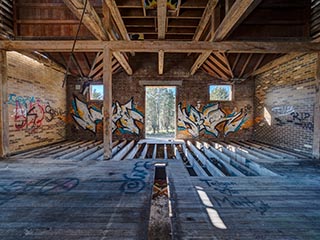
<box><xmin>90</xmin><ymin>85</ymin><xmax>103</xmax><ymax>100</ymax></box>
<box><xmin>209</xmin><ymin>85</ymin><xmax>232</xmax><ymax>101</ymax></box>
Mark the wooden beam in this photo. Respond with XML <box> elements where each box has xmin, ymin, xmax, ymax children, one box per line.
<box><xmin>3</xmin><ymin>40</ymin><xmax>320</xmax><ymax>53</ymax></box>
<box><xmin>157</xmin><ymin>0</ymin><xmax>167</xmax><ymax>39</ymax></box>
<box><xmin>176</xmin><ymin>0</ymin><xmax>182</xmax><ymax>16</ymax></box>
<box><xmin>63</xmin><ymin>0</ymin><xmax>132</xmax><ymax>75</ymax></box>
<box><xmin>191</xmin><ymin>51</ymin><xmax>212</xmax><ymax>75</ymax></box>
<box><xmin>190</xmin><ymin>0</ymin><xmax>262</xmax><ymax>74</ymax></box>
<box><xmin>214</xmin><ymin>0</ymin><xmax>262</xmax><ymax>41</ymax></box>
<box><xmin>62</xmin><ymin>0</ymin><xmax>108</xmax><ymax>41</ymax></box>
<box><xmin>313</xmin><ymin>53</ymin><xmax>320</xmax><ymax>159</ymax></box>
<box><xmin>104</xmin><ymin>0</ymin><xmax>130</xmax><ymax>41</ymax></box>
<box><xmin>158</xmin><ymin>50</ymin><xmax>164</xmax><ymax>75</ymax></box>
<box><xmin>103</xmin><ymin>47</ymin><xmax>112</xmax><ymax>160</ymax></box>
<box><xmin>239</xmin><ymin>53</ymin><xmax>252</xmax><ymax>78</ymax></box>
<box><xmin>0</xmin><ymin>50</ymin><xmax>9</xmax><ymax>157</ymax></box>
<box><xmin>251</xmin><ymin>53</ymin><xmax>303</xmax><ymax>76</ymax></box>
<box><xmin>193</xmin><ymin>0</ymin><xmax>219</xmax><ymax>41</ymax></box>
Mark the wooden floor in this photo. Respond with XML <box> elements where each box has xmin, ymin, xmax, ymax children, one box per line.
<box><xmin>1</xmin><ymin>139</ymin><xmax>320</xmax><ymax>239</ymax></box>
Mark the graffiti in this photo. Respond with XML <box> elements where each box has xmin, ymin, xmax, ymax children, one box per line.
<box><xmin>112</xmin><ymin>98</ymin><xmax>144</xmax><ymax>135</ymax></box>
<box><xmin>14</xmin><ymin>101</ymin><xmax>45</xmax><ymax>131</ymax></box>
<box><xmin>274</xmin><ymin>111</ymin><xmax>314</xmax><ymax>131</ymax></box>
<box><xmin>72</xmin><ymin>96</ymin><xmax>103</xmax><ymax>133</ymax></box>
<box><xmin>271</xmin><ymin>105</ymin><xmax>295</xmax><ymax>116</ymax></box>
<box><xmin>9</xmin><ymin>94</ymin><xmax>67</xmax><ymax>131</ymax></box>
<box><xmin>199</xmin><ymin>179</ymin><xmax>270</xmax><ymax>215</ymax></box>
<box><xmin>145</xmin><ymin>0</ymin><xmax>179</xmax><ymax>10</ymax></box>
<box><xmin>72</xmin><ymin>97</ymin><xmax>144</xmax><ymax>135</ymax></box>
<box><xmin>0</xmin><ymin>178</ymin><xmax>79</xmax><ymax>206</ymax></box>
<box><xmin>44</xmin><ymin>104</ymin><xmax>67</xmax><ymax>122</ymax></box>
<box><xmin>177</xmin><ymin>102</ymin><xmax>248</xmax><ymax>137</ymax></box>
<box><xmin>99</xmin><ymin>161</ymin><xmax>152</xmax><ymax>194</ymax></box>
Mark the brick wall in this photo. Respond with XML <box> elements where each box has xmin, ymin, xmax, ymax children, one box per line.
<box><xmin>7</xmin><ymin>51</ymin><xmax>66</xmax><ymax>153</ymax></box>
<box><xmin>66</xmin><ymin>53</ymin><xmax>254</xmax><ymax>140</ymax></box>
<box><xmin>254</xmin><ymin>53</ymin><xmax>317</xmax><ymax>155</ymax></box>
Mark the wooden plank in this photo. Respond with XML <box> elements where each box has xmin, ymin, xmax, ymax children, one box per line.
<box><xmin>182</xmin><ymin>142</ymin><xmax>208</xmax><ymax>177</ymax></box>
<box><xmin>158</xmin><ymin>50</ymin><xmax>164</xmax><ymax>75</ymax></box>
<box><xmin>3</xmin><ymin>40</ymin><xmax>320</xmax><ymax>53</ymax></box>
<box><xmin>113</xmin><ymin>140</ymin><xmax>135</xmax><ymax>160</ymax></box>
<box><xmin>0</xmin><ymin>50</ymin><xmax>8</xmax><ymax>157</ymax></box>
<box><xmin>103</xmin><ymin>47</ymin><xmax>112</xmax><ymax>160</ymax></box>
<box><xmin>187</xmin><ymin>141</ymin><xmax>225</xmax><ymax>176</ymax></box>
<box><xmin>157</xmin><ymin>0</ymin><xmax>167</xmax><ymax>39</ymax></box>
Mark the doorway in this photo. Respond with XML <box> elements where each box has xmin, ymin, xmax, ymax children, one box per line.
<box><xmin>145</xmin><ymin>86</ymin><xmax>176</xmax><ymax>139</ymax></box>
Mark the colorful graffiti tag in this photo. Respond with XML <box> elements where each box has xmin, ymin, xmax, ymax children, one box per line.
<box><xmin>8</xmin><ymin>94</ymin><xmax>66</xmax><ymax>131</ymax></box>
<box><xmin>177</xmin><ymin>102</ymin><xmax>248</xmax><ymax>137</ymax></box>
<box><xmin>72</xmin><ymin>97</ymin><xmax>144</xmax><ymax>135</ymax></box>
<box><xmin>144</xmin><ymin>0</ymin><xmax>179</xmax><ymax>10</ymax></box>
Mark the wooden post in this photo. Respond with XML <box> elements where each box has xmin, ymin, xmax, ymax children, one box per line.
<box><xmin>0</xmin><ymin>50</ymin><xmax>9</xmax><ymax>157</ymax></box>
<box><xmin>313</xmin><ymin>53</ymin><xmax>320</xmax><ymax>159</ymax></box>
<box><xmin>103</xmin><ymin>47</ymin><xmax>113</xmax><ymax>160</ymax></box>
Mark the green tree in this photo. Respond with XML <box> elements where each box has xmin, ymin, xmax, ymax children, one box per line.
<box><xmin>210</xmin><ymin>86</ymin><xmax>230</xmax><ymax>101</ymax></box>
<box><xmin>92</xmin><ymin>89</ymin><xmax>103</xmax><ymax>100</ymax></box>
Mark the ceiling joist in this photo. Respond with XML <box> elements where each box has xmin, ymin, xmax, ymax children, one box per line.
<box><xmin>157</xmin><ymin>0</ymin><xmax>167</xmax><ymax>39</ymax></box>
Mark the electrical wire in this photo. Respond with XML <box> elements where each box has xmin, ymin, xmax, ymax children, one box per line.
<box><xmin>62</xmin><ymin>0</ymin><xmax>88</xmax><ymax>87</ymax></box>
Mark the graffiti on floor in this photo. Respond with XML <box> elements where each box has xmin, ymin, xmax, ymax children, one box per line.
<box><xmin>99</xmin><ymin>161</ymin><xmax>152</xmax><ymax>194</ymax></box>
<box><xmin>0</xmin><ymin>178</ymin><xmax>79</xmax><ymax>206</ymax></box>
<box><xmin>72</xmin><ymin>97</ymin><xmax>144</xmax><ymax>135</ymax></box>
<box><xmin>199</xmin><ymin>179</ymin><xmax>270</xmax><ymax>215</ymax></box>
<box><xmin>177</xmin><ymin>102</ymin><xmax>249</xmax><ymax>137</ymax></box>
<box><xmin>8</xmin><ymin>94</ymin><xmax>67</xmax><ymax>131</ymax></box>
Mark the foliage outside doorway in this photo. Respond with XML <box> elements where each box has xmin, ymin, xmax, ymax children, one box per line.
<box><xmin>145</xmin><ymin>86</ymin><xmax>176</xmax><ymax>138</ymax></box>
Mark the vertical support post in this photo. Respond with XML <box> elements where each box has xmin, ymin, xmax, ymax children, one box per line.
<box><xmin>103</xmin><ymin>47</ymin><xmax>113</xmax><ymax>160</ymax></box>
<box><xmin>0</xmin><ymin>50</ymin><xmax>9</xmax><ymax>157</ymax></box>
<box><xmin>158</xmin><ymin>50</ymin><xmax>164</xmax><ymax>75</ymax></box>
<box><xmin>313</xmin><ymin>53</ymin><xmax>320</xmax><ymax>159</ymax></box>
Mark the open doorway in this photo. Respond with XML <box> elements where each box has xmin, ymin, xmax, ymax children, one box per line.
<box><xmin>145</xmin><ymin>86</ymin><xmax>176</xmax><ymax>139</ymax></box>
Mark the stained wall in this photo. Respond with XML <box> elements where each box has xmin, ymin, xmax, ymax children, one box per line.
<box><xmin>7</xmin><ymin>51</ymin><xmax>67</xmax><ymax>153</ymax></box>
<box><xmin>254</xmin><ymin>53</ymin><xmax>317</xmax><ymax>155</ymax></box>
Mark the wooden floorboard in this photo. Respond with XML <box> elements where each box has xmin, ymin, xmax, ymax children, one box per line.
<box><xmin>1</xmin><ymin>139</ymin><xmax>320</xmax><ymax>239</ymax></box>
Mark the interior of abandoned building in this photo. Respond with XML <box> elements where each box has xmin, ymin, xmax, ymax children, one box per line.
<box><xmin>0</xmin><ymin>0</ymin><xmax>320</xmax><ymax>239</ymax></box>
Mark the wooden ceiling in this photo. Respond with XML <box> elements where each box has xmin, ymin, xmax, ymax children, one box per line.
<box><xmin>0</xmin><ymin>0</ymin><xmax>314</xmax><ymax>80</ymax></box>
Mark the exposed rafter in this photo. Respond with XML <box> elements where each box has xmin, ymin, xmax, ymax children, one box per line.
<box><xmin>193</xmin><ymin>0</ymin><xmax>219</xmax><ymax>41</ymax></box>
<box><xmin>157</xmin><ymin>0</ymin><xmax>167</xmax><ymax>39</ymax></box>
<box><xmin>62</xmin><ymin>0</ymin><xmax>132</xmax><ymax>75</ymax></box>
<box><xmin>190</xmin><ymin>0</ymin><xmax>262</xmax><ymax>76</ymax></box>
<box><xmin>104</xmin><ymin>0</ymin><xmax>130</xmax><ymax>41</ymax></box>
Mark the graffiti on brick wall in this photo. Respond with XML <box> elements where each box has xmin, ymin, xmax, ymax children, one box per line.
<box><xmin>269</xmin><ymin>105</ymin><xmax>314</xmax><ymax>131</ymax></box>
<box><xmin>72</xmin><ymin>97</ymin><xmax>144</xmax><ymax>135</ymax></box>
<box><xmin>8</xmin><ymin>94</ymin><xmax>67</xmax><ymax>131</ymax></box>
<box><xmin>177</xmin><ymin>102</ymin><xmax>249</xmax><ymax>137</ymax></box>
<box><xmin>113</xmin><ymin>98</ymin><xmax>144</xmax><ymax>135</ymax></box>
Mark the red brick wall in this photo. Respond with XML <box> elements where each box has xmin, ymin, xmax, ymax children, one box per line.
<box><xmin>7</xmin><ymin>52</ymin><xmax>67</xmax><ymax>153</ymax></box>
<box><xmin>254</xmin><ymin>53</ymin><xmax>317</xmax><ymax>155</ymax></box>
<box><xmin>66</xmin><ymin>53</ymin><xmax>254</xmax><ymax>140</ymax></box>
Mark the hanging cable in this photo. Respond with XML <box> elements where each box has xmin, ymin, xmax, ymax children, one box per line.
<box><xmin>62</xmin><ymin>0</ymin><xmax>88</xmax><ymax>87</ymax></box>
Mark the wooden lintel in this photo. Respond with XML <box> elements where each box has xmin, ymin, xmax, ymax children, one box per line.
<box><xmin>157</xmin><ymin>0</ymin><xmax>167</xmax><ymax>39</ymax></box>
<box><xmin>158</xmin><ymin>50</ymin><xmax>164</xmax><ymax>75</ymax></box>
<box><xmin>2</xmin><ymin>40</ymin><xmax>320</xmax><ymax>54</ymax></box>
<box><xmin>103</xmin><ymin>47</ymin><xmax>113</xmax><ymax>160</ymax></box>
